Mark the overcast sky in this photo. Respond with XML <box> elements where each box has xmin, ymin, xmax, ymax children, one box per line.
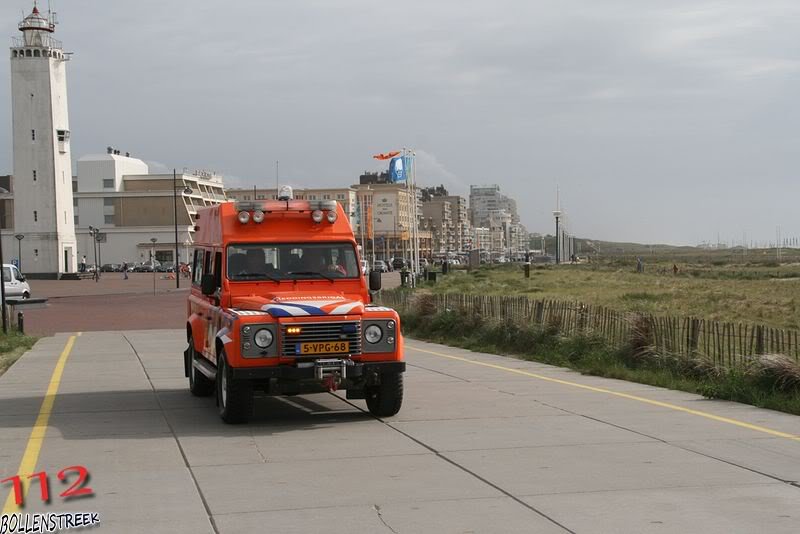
<box><xmin>2</xmin><ymin>0</ymin><xmax>799</xmax><ymax>245</ymax></box>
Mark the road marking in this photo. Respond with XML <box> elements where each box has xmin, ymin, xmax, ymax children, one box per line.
<box><xmin>407</xmin><ymin>344</ymin><xmax>800</xmax><ymax>442</ymax></box>
<box><xmin>3</xmin><ymin>334</ymin><xmax>79</xmax><ymax>514</ymax></box>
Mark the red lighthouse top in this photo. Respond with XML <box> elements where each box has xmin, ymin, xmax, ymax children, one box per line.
<box><xmin>19</xmin><ymin>3</ymin><xmax>55</xmax><ymax>34</ymax></box>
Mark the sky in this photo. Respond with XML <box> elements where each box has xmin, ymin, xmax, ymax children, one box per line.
<box><xmin>1</xmin><ymin>0</ymin><xmax>800</xmax><ymax>246</ymax></box>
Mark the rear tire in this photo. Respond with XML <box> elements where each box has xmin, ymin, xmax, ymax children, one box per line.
<box><xmin>188</xmin><ymin>342</ymin><xmax>215</xmax><ymax>397</ymax></box>
<box><xmin>366</xmin><ymin>372</ymin><xmax>404</xmax><ymax>417</ymax></box>
<box><xmin>216</xmin><ymin>351</ymin><xmax>253</xmax><ymax>424</ymax></box>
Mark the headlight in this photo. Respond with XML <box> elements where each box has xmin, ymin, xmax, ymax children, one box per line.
<box><xmin>238</xmin><ymin>210</ymin><xmax>251</xmax><ymax>224</ymax></box>
<box><xmin>311</xmin><ymin>210</ymin><xmax>324</xmax><ymax>223</ymax></box>
<box><xmin>252</xmin><ymin>210</ymin><xmax>265</xmax><ymax>223</ymax></box>
<box><xmin>365</xmin><ymin>325</ymin><xmax>383</xmax><ymax>344</ymax></box>
<box><xmin>254</xmin><ymin>329</ymin><xmax>274</xmax><ymax>348</ymax></box>
<box><xmin>326</xmin><ymin>210</ymin><xmax>338</xmax><ymax>223</ymax></box>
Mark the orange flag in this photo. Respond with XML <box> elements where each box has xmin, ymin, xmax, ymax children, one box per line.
<box><xmin>373</xmin><ymin>151</ymin><xmax>400</xmax><ymax>161</ymax></box>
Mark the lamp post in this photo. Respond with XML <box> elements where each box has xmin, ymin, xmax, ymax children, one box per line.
<box><xmin>0</xmin><ymin>186</ymin><xmax>10</xmax><ymax>333</ymax></box>
<box><xmin>173</xmin><ymin>169</ymin><xmax>193</xmax><ymax>289</ymax></box>
<box><xmin>88</xmin><ymin>226</ymin><xmax>100</xmax><ymax>281</ymax></box>
<box><xmin>150</xmin><ymin>237</ymin><xmax>158</xmax><ymax>296</ymax></box>
<box><xmin>553</xmin><ymin>211</ymin><xmax>561</xmax><ymax>265</ymax></box>
<box><xmin>14</xmin><ymin>234</ymin><xmax>24</xmax><ymax>271</ymax></box>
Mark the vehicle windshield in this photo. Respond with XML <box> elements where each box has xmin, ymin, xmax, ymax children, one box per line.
<box><xmin>227</xmin><ymin>243</ymin><xmax>360</xmax><ymax>281</ymax></box>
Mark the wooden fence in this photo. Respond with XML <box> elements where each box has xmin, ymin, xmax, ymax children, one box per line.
<box><xmin>378</xmin><ymin>292</ymin><xmax>800</xmax><ymax>367</ymax></box>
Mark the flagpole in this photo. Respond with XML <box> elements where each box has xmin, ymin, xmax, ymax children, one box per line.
<box><xmin>410</xmin><ymin>148</ymin><xmax>419</xmax><ymax>287</ymax></box>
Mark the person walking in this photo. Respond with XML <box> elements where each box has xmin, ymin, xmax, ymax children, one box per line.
<box><xmin>123</xmin><ymin>261</ymin><xmax>129</xmax><ymax>280</ymax></box>
<box><xmin>80</xmin><ymin>255</ymin><xmax>87</xmax><ymax>273</ymax></box>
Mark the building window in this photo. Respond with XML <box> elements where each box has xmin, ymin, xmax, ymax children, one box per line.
<box><xmin>337</xmin><ymin>194</ymin><xmax>345</xmax><ymax>200</ymax></box>
<box><xmin>33</xmin><ymin>211</ymin><xmax>37</xmax><ymax>222</ymax></box>
<box><xmin>74</xmin><ymin>215</ymin><xmax>79</xmax><ymax>225</ymax></box>
<box><xmin>57</xmin><ymin>129</ymin><xmax>70</xmax><ymax>142</ymax></box>
<box><xmin>25</xmin><ymin>50</ymin><xmax>31</xmax><ymax>57</ymax></box>
<box><xmin>73</xmin><ymin>198</ymin><xmax>78</xmax><ymax>207</ymax></box>
<box><xmin>309</xmin><ymin>195</ymin><xmax>316</xmax><ymax>200</ymax></box>
<box><xmin>102</xmin><ymin>179</ymin><xmax>114</xmax><ymax>189</ymax></box>
<box><xmin>31</xmin><ymin>130</ymin><xmax>35</xmax><ymax>141</ymax></box>
<box><xmin>72</xmin><ymin>181</ymin><xmax>78</xmax><ymax>193</ymax></box>
<box><xmin>32</xmin><ymin>170</ymin><xmax>37</xmax><ymax>181</ymax></box>
<box><xmin>34</xmin><ymin>50</ymin><xmax>40</xmax><ymax>58</ymax></box>
<box><xmin>104</xmin><ymin>215</ymin><xmax>114</xmax><ymax>225</ymax></box>
<box><xmin>103</xmin><ymin>197</ymin><xmax>114</xmax><ymax>207</ymax></box>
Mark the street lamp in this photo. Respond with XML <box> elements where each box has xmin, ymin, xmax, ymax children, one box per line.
<box><xmin>553</xmin><ymin>210</ymin><xmax>561</xmax><ymax>265</ymax></box>
<box><xmin>173</xmin><ymin>169</ymin><xmax>193</xmax><ymax>289</ymax></box>
<box><xmin>150</xmin><ymin>237</ymin><xmax>158</xmax><ymax>296</ymax></box>
<box><xmin>0</xmin><ymin>186</ymin><xmax>10</xmax><ymax>333</ymax></box>
<box><xmin>14</xmin><ymin>234</ymin><xmax>24</xmax><ymax>271</ymax></box>
<box><xmin>88</xmin><ymin>226</ymin><xmax>100</xmax><ymax>281</ymax></box>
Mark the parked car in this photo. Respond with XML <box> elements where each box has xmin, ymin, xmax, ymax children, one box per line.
<box><xmin>100</xmin><ymin>263</ymin><xmax>122</xmax><ymax>272</ymax></box>
<box><xmin>372</xmin><ymin>260</ymin><xmax>388</xmax><ymax>273</ymax></box>
<box><xmin>2</xmin><ymin>264</ymin><xmax>30</xmax><ymax>299</ymax></box>
<box><xmin>156</xmin><ymin>261</ymin><xmax>175</xmax><ymax>273</ymax></box>
<box><xmin>392</xmin><ymin>257</ymin><xmax>408</xmax><ymax>270</ymax></box>
<box><xmin>135</xmin><ymin>261</ymin><xmax>160</xmax><ymax>272</ymax></box>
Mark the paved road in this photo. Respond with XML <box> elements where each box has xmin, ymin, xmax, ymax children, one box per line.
<box><xmin>1</xmin><ymin>331</ymin><xmax>799</xmax><ymax>533</ymax></box>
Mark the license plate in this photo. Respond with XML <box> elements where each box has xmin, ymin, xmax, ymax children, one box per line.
<box><xmin>298</xmin><ymin>341</ymin><xmax>350</xmax><ymax>355</ymax></box>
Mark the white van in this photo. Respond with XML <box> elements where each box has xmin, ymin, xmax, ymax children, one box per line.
<box><xmin>3</xmin><ymin>264</ymin><xmax>31</xmax><ymax>299</ymax></box>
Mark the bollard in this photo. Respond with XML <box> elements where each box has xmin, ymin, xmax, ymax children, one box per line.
<box><xmin>17</xmin><ymin>311</ymin><xmax>24</xmax><ymax>335</ymax></box>
<box><xmin>524</xmin><ymin>263</ymin><xmax>531</xmax><ymax>278</ymax></box>
<box><xmin>442</xmin><ymin>262</ymin><xmax>449</xmax><ymax>275</ymax></box>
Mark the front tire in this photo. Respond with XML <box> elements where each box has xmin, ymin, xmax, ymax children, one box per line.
<box><xmin>216</xmin><ymin>351</ymin><xmax>253</xmax><ymax>424</ymax></box>
<box><xmin>188</xmin><ymin>342</ymin><xmax>215</xmax><ymax>397</ymax></box>
<box><xmin>366</xmin><ymin>372</ymin><xmax>404</xmax><ymax>417</ymax></box>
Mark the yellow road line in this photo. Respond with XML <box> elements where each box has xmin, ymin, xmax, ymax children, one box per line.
<box><xmin>407</xmin><ymin>344</ymin><xmax>800</xmax><ymax>442</ymax></box>
<box><xmin>3</xmin><ymin>334</ymin><xmax>79</xmax><ymax>513</ymax></box>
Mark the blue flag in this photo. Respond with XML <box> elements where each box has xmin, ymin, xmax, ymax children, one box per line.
<box><xmin>389</xmin><ymin>157</ymin><xmax>406</xmax><ymax>182</ymax></box>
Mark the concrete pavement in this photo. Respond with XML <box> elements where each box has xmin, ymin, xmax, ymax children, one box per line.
<box><xmin>1</xmin><ymin>331</ymin><xmax>799</xmax><ymax>533</ymax></box>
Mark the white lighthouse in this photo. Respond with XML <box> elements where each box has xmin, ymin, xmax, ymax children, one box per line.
<box><xmin>10</xmin><ymin>2</ymin><xmax>77</xmax><ymax>277</ymax></box>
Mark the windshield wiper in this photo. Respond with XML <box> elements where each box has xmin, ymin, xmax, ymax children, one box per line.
<box><xmin>287</xmin><ymin>270</ymin><xmax>334</xmax><ymax>282</ymax></box>
<box><xmin>232</xmin><ymin>272</ymin><xmax>281</xmax><ymax>283</ymax></box>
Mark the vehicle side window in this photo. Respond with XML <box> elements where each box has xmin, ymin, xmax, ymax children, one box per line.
<box><xmin>203</xmin><ymin>250</ymin><xmax>212</xmax><ymax>283</ymax></box>
<box><xmin>12</xmin><ymin>267</ymin><xmax>21</xmax><ymax>281</ymax></box>
<box><xmin>214</xmin><ymin>251</ymin><xmax>222</xmax><ymax>289</ymax></box>
<box><xmin>192</xmin><ymin>249</ymin><xmax>204</xmax><ymax>286</ymax></box>
<box><xmin>2</xmin><ymin>268</ymin><xmax>10</xmax><ymax>283</ymax></box>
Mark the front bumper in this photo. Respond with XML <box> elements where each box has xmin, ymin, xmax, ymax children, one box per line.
<box><xmin>231</xmin><ymin>360</ymin><xmax>405</xmax><ymax>381</ymax></box>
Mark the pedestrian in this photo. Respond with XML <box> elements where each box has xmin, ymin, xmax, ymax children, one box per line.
<box><xmin>123</xmin><ymin>261</ymin><xmax>129</xmax><ymax>280</ymax></box>
<box><xmin>673</xmin><ymin>263</ymin><xmax>679</xmax><ymax>275</ymax></box>
<box><xmin>636</xmin><ymin>256</ymin><xmax>643</xmax><ymax>273</ymax></box>
<box><xmin>80</xmin><ymin>255</ymin><xmax>86</xmax><ymax>273</ymax></box>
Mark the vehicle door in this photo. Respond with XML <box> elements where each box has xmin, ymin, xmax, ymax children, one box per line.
<box><xmin>203</xmin><ymin>250</ymin><xmax>225</xmax><ymax>363</ymax></box>
<box><xmin>190</xmin><ymin>248</ymin><xmax>214</xmax><ymax>358</ymax></box>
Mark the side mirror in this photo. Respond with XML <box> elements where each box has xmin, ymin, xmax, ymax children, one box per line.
<box><xmin>201</xmin><ymin>273</ymin><xmax>216</xmax><ymax>296</ymax></box>
<box><xmin>18</xmin><ymin>275</ymin><xmax>25</xmax><ymax>282</ymax></box>
<box><xmin>369</xmin><ymin>270</ymin><xmax>382</xmax><ymax>292</ymax></box>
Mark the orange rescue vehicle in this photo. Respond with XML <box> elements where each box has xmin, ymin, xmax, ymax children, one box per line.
<box><xmin>185</xmin><ymin>187</ymin><xmax>405</xmax><ymax>423</ymax></box>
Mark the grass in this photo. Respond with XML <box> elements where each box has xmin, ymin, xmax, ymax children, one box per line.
<box><xmin>422</xmin><ymin>261</ymin><xmax>800</xmax><ymax>330</ymax></box>
<box><xmin>402</xmin><ymin>309</ymin><xmax>800</xmax><ymax>416</ymax></box>
<box><xmin>0</xmin><ymin>332</ymin><xmax>38</xmax><ymax>377</ymax></box>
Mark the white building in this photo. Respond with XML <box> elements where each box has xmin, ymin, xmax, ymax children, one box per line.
<box><xmin>9</xmin><ymin>5</ymin><xmax>77</xmax><ymax>276</ymax></box>
<box><xmin>73</xmin><ymin>153</ymin><xmax>227</xmax><ymax>267</ymax></box>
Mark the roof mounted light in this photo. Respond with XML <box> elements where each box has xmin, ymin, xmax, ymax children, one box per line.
<box><xmin>311</xmin><ymin>210</ymin><xmax>324</xmax><ymax>223</ymax></box>
<box><xmin>238</xmin><ymin>210</ymin><xmax>251</xmax><ymax>224</ymax></box>
<box><xmin>320</xmin><ymin>200</ymin><xmax>337</xmax><ymax>212</ymax></box>
<box><xmin>252</xmin><ymin>210</ymin><xmax>265</xmax><ymax>223</ymax></box>
<box><xmin>278</xmin><ymin>185</ymin><xmax>294</xmax><ymax>201</ymax></box>
<box><xmin>326</xmin><ymin>210</ymin><xmax>338</xmax><ymax>223</ymax></box>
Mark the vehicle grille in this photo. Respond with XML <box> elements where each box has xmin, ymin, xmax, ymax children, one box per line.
<box><xmin>280</xmin><ymin>321</ymin><xmax>362</xmax><ymax>356</ymax></box>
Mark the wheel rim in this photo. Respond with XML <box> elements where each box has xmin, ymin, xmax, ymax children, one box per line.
<box><xmin>220</xmin><ymin>359</ymin><xmax>227</xmax><ymax>408</ymax></box>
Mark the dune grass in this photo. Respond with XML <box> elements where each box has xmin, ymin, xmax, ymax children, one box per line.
<box><xmin>423</xmin><ymin>262</ymin><xmax>800</xmax><ymax>330</ymax></box>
